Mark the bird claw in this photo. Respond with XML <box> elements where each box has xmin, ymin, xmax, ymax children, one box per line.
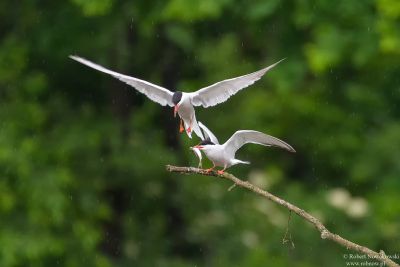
<box><xmin>187</xmin><ymin>127</ymin><xmax>192</xmax><ymax>134</ymax></box>
<box><xmin>179</xmin><ymin>125</ymin><xmax>184</xmax><ymax>133</ymax></box>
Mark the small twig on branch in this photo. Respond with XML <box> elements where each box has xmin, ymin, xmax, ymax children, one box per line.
<box><xmin>227</xmin><ymin>183</ymin><xmax>237</xmax><ymax>191</ymax></box>
<box><xmin>282</xmin><ymin>211</ymin><xmax>295</xmax><ymax>249</ymax></box>
<box><xmin>166</xmin><ymin>165</ymin><xmax>399</xmax><ymax>267</ymax></box>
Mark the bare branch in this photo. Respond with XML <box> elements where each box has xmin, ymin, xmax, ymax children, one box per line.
<box><xmin>166</xmin><ymin>165</ymin><xmax>399</xmax><ymax>267</ymax></box>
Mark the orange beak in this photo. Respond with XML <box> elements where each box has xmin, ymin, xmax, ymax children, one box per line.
<box><xmin>174</xmin><ymin>105</ymin><xmax>179</xmax><ymax>117</ymax></box>
<box><xmin>193</xmin><ymin>145</ymin><xmax>204</xmax><ymax>149</ymax></box>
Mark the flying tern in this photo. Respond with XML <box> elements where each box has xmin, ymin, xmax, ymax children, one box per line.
<box><xmin>192</xmin><ymin>122</ymin><xmax>295</xmax><ymax>174</ymax></box>
<box><xmin>69</xmin><ymin>55</ymin><xmax>284</xmax><ymax>139</ymax></box>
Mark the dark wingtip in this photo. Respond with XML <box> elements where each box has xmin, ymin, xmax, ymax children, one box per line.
<box><xmin>280</xmin><ymin>142</ymin><xmax>295</xmax><ymax>153</ymax></box>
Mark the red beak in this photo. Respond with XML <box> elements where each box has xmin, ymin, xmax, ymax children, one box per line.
<box><xmin>174</xmin><ymin>105</ymin><xmax>179</xmax><ymax>117</ymax></box>
<box><xmin>193</xmin><ymin>145</ymin><xmax>204</xmax><ymax>149</ymax></box>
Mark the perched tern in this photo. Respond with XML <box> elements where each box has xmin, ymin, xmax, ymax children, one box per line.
<box><xmin>192</xmin><ymin>122</ymin><xmax>295</xmax><ymax>174</ymax></box>
<box><xmin>69</xmin><ymin>55</ymin><xmax>284</xmax><ymax>139</ymax></box>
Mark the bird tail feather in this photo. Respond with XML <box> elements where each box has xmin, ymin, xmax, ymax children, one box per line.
<box><xmin>233</xmin><ymin>159</ymin><xmax>250</xmax><ymax>165</ymax></box>
<box><xmin>191</xmin><ymin>117</ymin><xmax>204</xmax><ymax>140</ymax></box>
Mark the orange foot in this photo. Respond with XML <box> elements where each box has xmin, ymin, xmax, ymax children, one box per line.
<box><xmin>205</xmin><ymin>167</ymin><xmax>214</xmax><ymax>173</ymax></box>
<box><xmin>217</xmin><ymin>170</ymin><xmax>225</xmax><ymax>175</ymax></box>
<box><xmin>187</xmin><ymin>126</ymin><xmax>192</xmax><ymax>134</ymax></box>
<box><xmin>179</xmin><ymin>124</ymin><xmax>184</xmax><ymax>133</ymax></box>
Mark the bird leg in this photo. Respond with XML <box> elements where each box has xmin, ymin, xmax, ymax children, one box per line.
<box><xmin>187</xmin><ymin>125</ymin><xmax>192</xmax><ymax>134</ymax></box>
<box><xmin>179</xmin><ymin>119</ymin><xmax>184</xmax><ymax>133</ymax></box>
<box><xmin>187</xmin><ymin>117</ymin><xmax>193</xmax><ymax>134</ymax></box>
<box><xmin>217</xmin><ymin>166</ymin><xmax>227</xmax><ymax>175</ymax></box>
<box><xmin>205</xmin><ymin>164</ymin><xmax>216</xmax><ymax>173</ymax></box>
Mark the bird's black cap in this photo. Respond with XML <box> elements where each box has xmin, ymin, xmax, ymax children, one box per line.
<box><xmin>172</xmin><ymin>91</ymin><xmax>183</xmax><ymax>105</ymax></box>
<box><xmin>199</xmin><ymin>138</ymin><xmax>215</xmax><ymax>146</ymax></box>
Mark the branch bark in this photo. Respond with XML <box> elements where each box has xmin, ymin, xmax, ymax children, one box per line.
<box><xmin>166</xmin><ymin>165</ymin><xmax>399</xmax><ymax>267</ymax></box>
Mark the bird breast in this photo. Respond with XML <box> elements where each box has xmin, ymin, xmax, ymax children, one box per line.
<box><xmin>177</xmin><ymin>96</ymin><xmax>194</xmax><ymax>121</ymax></box>
<box><xmin>203</xmin><ymin>145</ymin><xmax>232</xmax><ymax>167</ymax></box>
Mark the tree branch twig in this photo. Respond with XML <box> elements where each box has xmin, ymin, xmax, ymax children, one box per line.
<box><xmin>282</xmin><ymin>210</ymin><xmax>295</xmax><ymax>249</ymax></box>
<box><xmin>166</xmin><ymin>165</ymin><xmax>399</xmax><ymax>267</ymax></box>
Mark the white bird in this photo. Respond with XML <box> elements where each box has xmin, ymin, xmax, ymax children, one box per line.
<box><xmin>192</xmin><ymin>122</ymin><xmax>295</xmax><ymax>174</ymax></box>
<box><xmin>69</xmin><ymin>55</ymin><xmax>284</xmax><ymax>139</ymax></box>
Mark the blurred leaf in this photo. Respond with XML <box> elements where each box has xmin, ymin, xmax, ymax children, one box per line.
<box><xmin>71</xmin><ymin>0</ymin><xmax>114</xmax><ymax>16</ymax></box>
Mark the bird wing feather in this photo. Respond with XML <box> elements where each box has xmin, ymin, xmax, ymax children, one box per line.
<box><xmin>198</xmin><ymin>122</ymin><xmax>219</xmax><ymax>144</ymax></box>
<box><xmin>70</xmin><ymin>55</ymin><xmax>174</xmax><ymax>106</ymax></box>
<box><xmin>189</xmin><ymin>59</ymin><xmax>284</xmax><ymax>108</ymax></box>
<box><xmin>223</xmin><ymin>130</ymin><xmax>296</xmax><ymax>156</ymax></box>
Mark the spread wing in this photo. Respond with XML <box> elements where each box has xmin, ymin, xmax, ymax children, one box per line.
<box><xmin>189</xmin><ymin>59</ymin><xmax>284</xmax><ymax>108</ymax></box>
<box><xmin>70</xmin><ymin>55</ymin><xmax>174</xmax><ymax>106</ymax></box>
<box><xmin>223</xmin><ymin>130</ymin><xmax>295</xmax><ymax>156</ymax></box>
<box><xmin>198</xmin><ymin>122</ymin><xmax>219</xmax><ymax>144</ymax></box>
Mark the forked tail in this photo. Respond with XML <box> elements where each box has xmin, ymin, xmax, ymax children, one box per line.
<box><xmin>232</xmin><ymin>159</ymin><xmax>250</xmax><ymax>165</ymax></box>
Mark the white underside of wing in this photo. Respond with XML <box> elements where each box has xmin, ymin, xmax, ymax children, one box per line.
<box><xmin>189</xmin><ymin>59</ymin><xmax>285</xmax><ymax>108</ymax></box>
<box><xmin>70</xmin><ymin>55</ymin><xmax>174</xmax><ymax>107</ymax></box>
<box><xmin>223</xmin><ymin>130</ymin><xmax>295</xmax><ymax>156</ymax></box>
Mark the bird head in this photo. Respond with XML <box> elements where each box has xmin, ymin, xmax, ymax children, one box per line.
<box><xmin>172</xmin><ymin>91</ymin><xmax>183</xmax><ymax>117</ymax></box>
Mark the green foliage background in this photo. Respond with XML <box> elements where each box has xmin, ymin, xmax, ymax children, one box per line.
<box><xmin>0</xmin><ymin>0</ymin><xmax>399</xmax><ymax>266</ymax></box>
